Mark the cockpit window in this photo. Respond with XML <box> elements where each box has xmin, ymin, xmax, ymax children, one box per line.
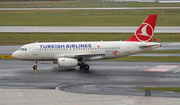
<box><xmin>18</xmin><ymin>48</ymin><xmax>27</xmax><ymax>51</ymax></box>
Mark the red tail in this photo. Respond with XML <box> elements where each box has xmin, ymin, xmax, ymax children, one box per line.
<box><xmin>126</xmin><ymin>14</ymin><xmax>157</xmax><ymax>42</ymax></box>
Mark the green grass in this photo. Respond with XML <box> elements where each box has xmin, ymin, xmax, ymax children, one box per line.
<box><xmin>0</xmin><ymin>58</ymin><xmax>15</xmax><ymax>60</ymax></box>
<box><xmin>0</xmin><ymin>1</ymin><xmax>180</xmax><ymax>8</ymax></box>
<box><xmin>103</xmin><ymin>56</ymin><xmax>180</xmax><ymax>62</ymax></box>
<box><xmin>0</xmin><ymin>9</ymin><xmax>180</xmax><ymax>26</ymax></box>
<box><xmin>153</xmin><ymin>33</ymin><xmax>180</xmax><ymax>42</ymax></box>
<box><xmin>0</xmin><ymin>33</ymin><xmax>180</xmax><ymax>45</ymax></box>
<box><xmin>0</xmin><ymin>33</ymin><xmax>131</xmax><ymax>45</ymax></box>
<box><xmin>136</xmin><ymin>87</ymin><xmax>180</xmax><ymax>92</ymax></box>
<box><xmin>143</xmin><ymin>50</ymin><xmax>180</xmax><ymax>54</ymax></box>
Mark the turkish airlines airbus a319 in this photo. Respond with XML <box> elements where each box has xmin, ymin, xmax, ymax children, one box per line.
<box><xmin>12</xmin><ymin>14</ymin><xmax>161</xmax><ymax>71</ymax></box>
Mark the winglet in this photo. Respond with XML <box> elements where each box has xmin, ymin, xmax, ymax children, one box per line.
<box><xmin>126</xmin><ymin>14</ymin><xmax>158</xmax><ymax>42</ymax></box>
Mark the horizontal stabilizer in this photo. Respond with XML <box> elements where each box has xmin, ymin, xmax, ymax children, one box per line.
<box><xmin>139</xmin><ymin>43</ymin><xmax>161</xmax><ymax>48</ymax></box>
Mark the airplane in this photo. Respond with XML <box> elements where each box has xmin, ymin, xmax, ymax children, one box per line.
<box><xmin>12</xmin><ymin>14</ymin><xmax>161</xmax><ymax>71</ymax></box>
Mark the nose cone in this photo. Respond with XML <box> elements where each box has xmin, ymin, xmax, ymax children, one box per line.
<box><xmin>12</xmin><ymin>51</ymin><xmax>19</xmax><ymax>59</ymax></box>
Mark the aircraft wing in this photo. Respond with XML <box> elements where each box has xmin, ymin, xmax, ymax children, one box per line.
<box><xmin>73</xmin><ymin>53</ymin><xmax>105</xmax><ymax>57</ymax></box>
<box><xmin>53</xmin><ymin>53</ymin><xmax>106</xmax><ymax>59</ymax></box>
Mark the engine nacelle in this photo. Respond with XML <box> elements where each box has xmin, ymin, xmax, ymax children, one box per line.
<box><xmin>57</xmin><ymin>58</ymin><xmax>78</xmax><ymax>67</ymax></box>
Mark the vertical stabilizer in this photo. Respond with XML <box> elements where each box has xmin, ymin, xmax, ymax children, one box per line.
<box><xmin>126</xmin><ymin>14</ymin><xmax>157</xmax><ymax>42</ymax></box>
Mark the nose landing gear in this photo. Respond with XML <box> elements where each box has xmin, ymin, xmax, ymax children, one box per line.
<box><xmin>33</xmin><ymin>60</ymin><xmax>37</xmax><ymax>70</ymax></box>
<box><xmin>33</xmin><ymin>65</ymin><xmax>37</xmax><ymax>69</ymax></box>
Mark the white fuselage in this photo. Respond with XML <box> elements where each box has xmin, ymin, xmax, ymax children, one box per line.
<box><xmin>12</xmin><ymin>41</ymin><xmax>160</xmax><ymax>61</ymax></box>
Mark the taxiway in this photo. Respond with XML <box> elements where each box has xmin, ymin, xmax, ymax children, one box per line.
<box><xmin>0</xmin><ymin>60</ymin><xmax>180</xmax><ymax>98</ymax></box>
<box><xmin>0</xmin><ymin>26</ymin><xmax>180</xmax><ymax>33</ymax></box>
<box><xmin>0</xmin><ymin>60</ymin><xmax>180</xmax><ymax>104</ymax></box>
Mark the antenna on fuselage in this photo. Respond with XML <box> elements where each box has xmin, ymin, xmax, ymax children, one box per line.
<box><xmin>101</xmin><ymin>39</ymin><xmax>103</xmax><ymax>42</ymax></box>
<box><xmin>36</xmin><ymin>41</ymin><xmax>38</xmax><ymax>43</ymax></box>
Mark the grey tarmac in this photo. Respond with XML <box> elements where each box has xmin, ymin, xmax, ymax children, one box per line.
<box><xmin>0</xmin><ymin>26</ymin><xmax>180</xmax><ymax>33</ymax></box>
<box><xmin>0</xmin><ymin>61</ymin><xmax>180</xmax><ymax>104</ymax></box>
<box><xmin>0</xmin><ymin>60</ymin><xmax>180</xmax><ymax>98</ymax></box>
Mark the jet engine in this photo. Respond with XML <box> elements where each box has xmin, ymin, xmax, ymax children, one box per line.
<box><xmin>57</xmin><ymin>58</ymin><xmax>78</xmax><ymax>67</ymax></box>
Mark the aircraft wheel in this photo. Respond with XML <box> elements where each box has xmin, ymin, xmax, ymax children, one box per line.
<box><xmin>33</xmin><ymin>65</ymin><xmax>37</xmax><ymax>70</ymax></box>
<box><xmin>84</xmin><ymin>64</ymin><xmax>89</xmax><ymax>71</ymax></box>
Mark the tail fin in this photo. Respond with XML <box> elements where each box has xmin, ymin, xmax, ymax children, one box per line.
<box><xmin>126</xmin><ymin>14</ymin><xmax>157</xmax><ymax>42</ymax></box>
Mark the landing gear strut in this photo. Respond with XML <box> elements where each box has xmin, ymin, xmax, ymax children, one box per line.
<box><xmin>33</xmin><ymin>60</ymin><xmax>37</xmax><ymax>70</ymax></box>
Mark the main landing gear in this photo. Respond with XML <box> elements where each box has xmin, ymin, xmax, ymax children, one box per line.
<box><xmin>33</xmin><ymin>60</ymin><xmax>37</xmax><ymax>70</ymax></box>
<box><xmin>78</xmin><ymin>58</ymin><xmax>90</xmax><ymax>71</ymax></box>
<box><xmin>79</xmin><ymin>63</ymin><xmax>90</xmax><ymax>71</ymax></box>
